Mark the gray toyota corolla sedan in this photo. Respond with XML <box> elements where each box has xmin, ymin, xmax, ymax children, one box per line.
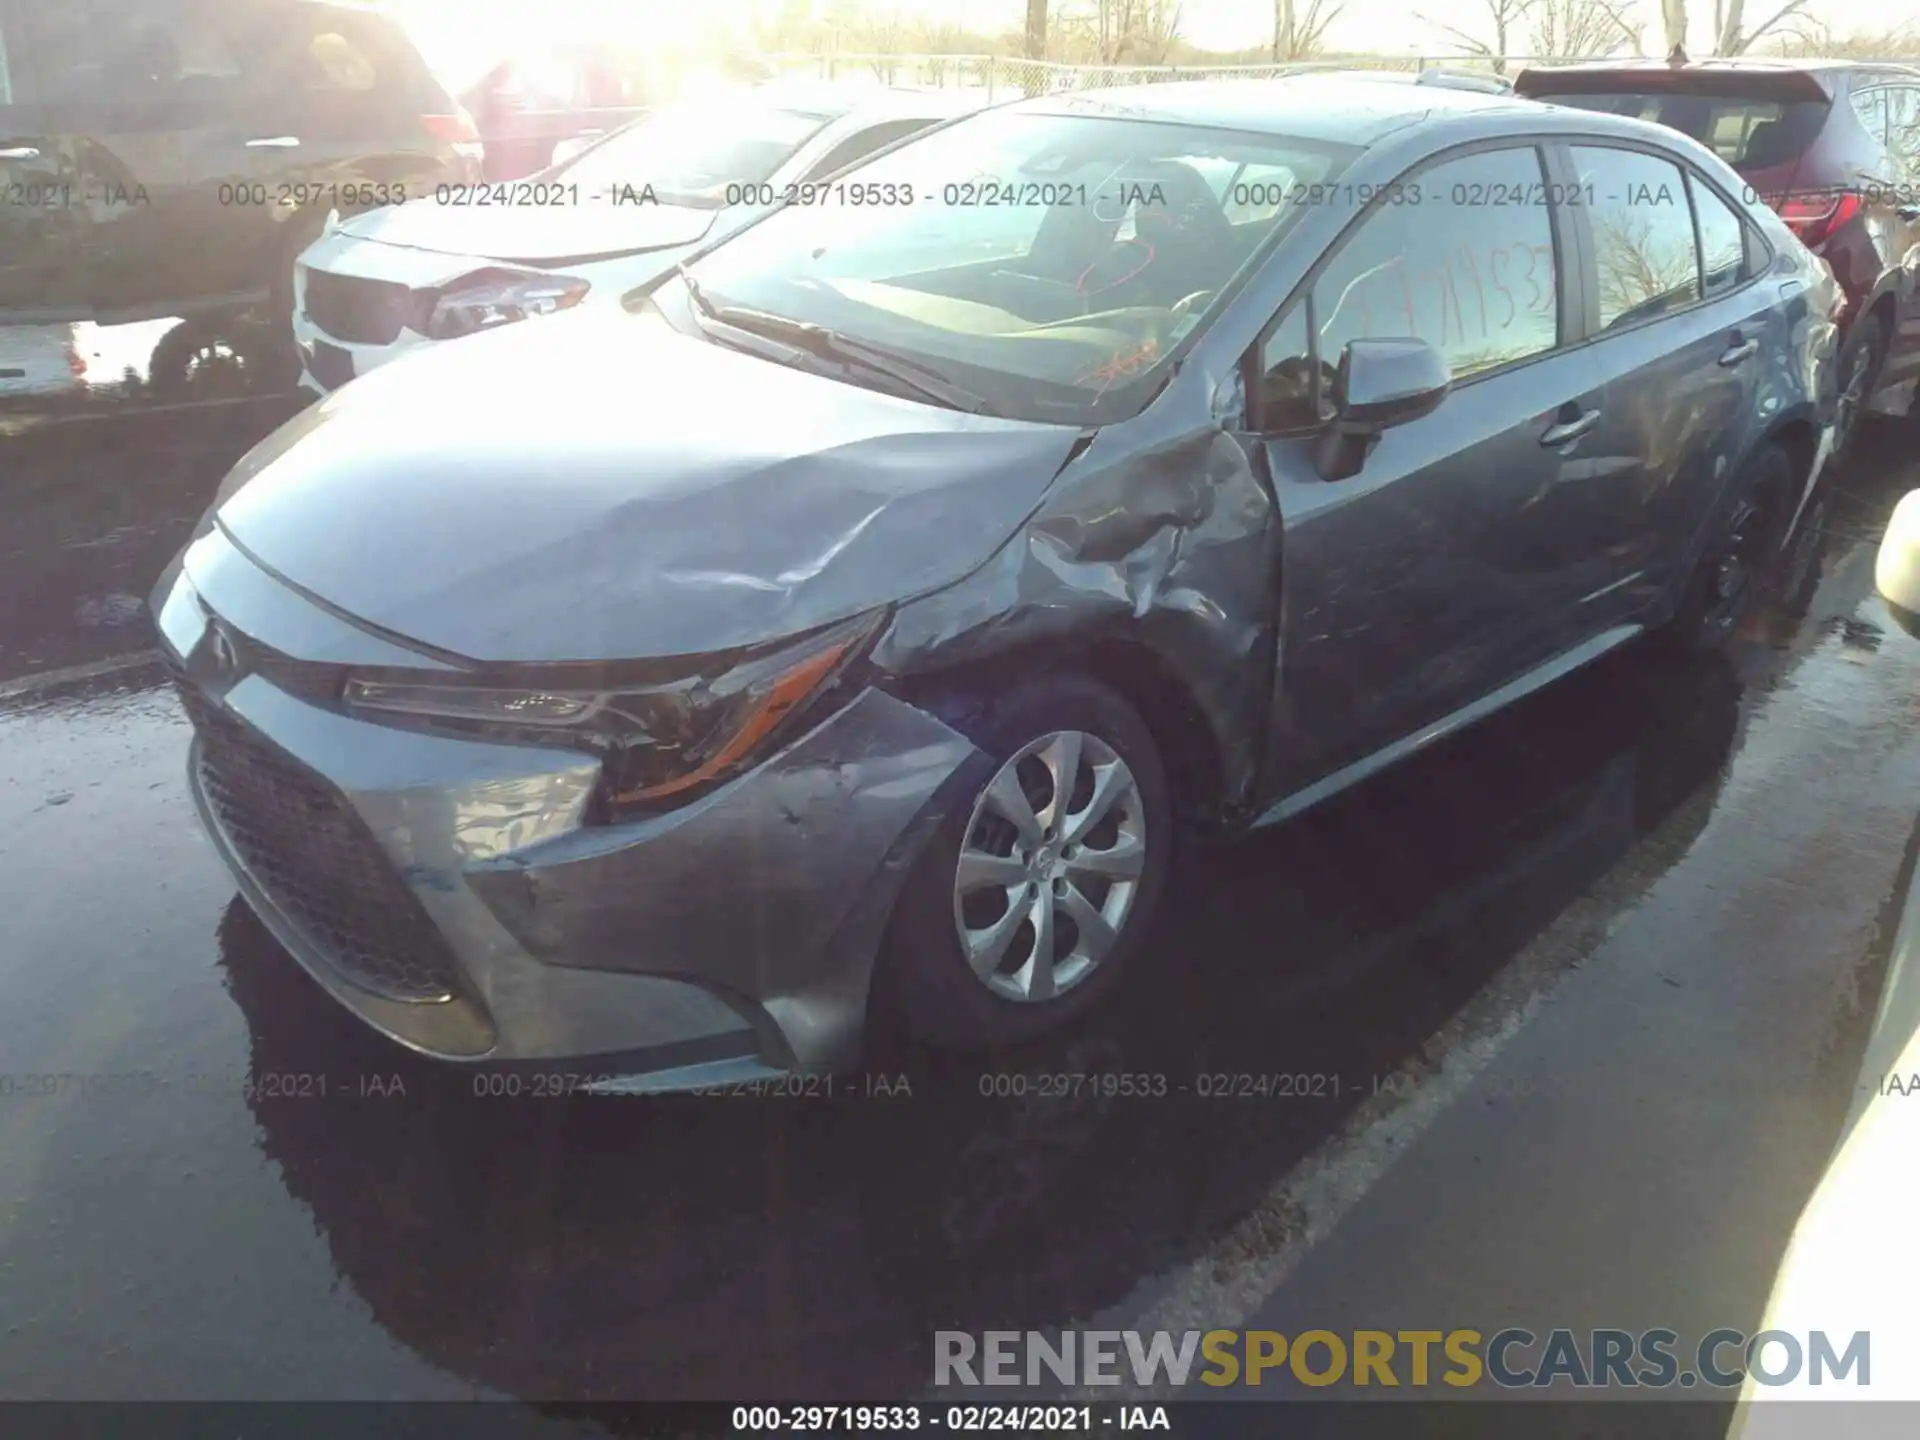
<box><xmin>153</xmin><ymin>76</ymin><xmax>1841</xmax><ymax>1091</ymax></box>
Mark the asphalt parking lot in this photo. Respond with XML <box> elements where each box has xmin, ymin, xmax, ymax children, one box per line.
<box><xmin>3</xmin><ymin>382</ymin><xmax>1919</xmax><ymax>1428</ymax></box>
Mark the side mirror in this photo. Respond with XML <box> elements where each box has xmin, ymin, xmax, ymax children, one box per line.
<box><xmin>1313</xmin><ymin>337</ymin><xmax>1451</xmax><ymax>482</ymax></box>
<box><xmin>1876</xmin><ymin>489</ymin><xmax>1920</xmax><ymax>639</ymax></box>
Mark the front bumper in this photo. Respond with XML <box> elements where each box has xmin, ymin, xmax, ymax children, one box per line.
<box><xmin>154</xmin><ymin>536</ymin><xmax>979</xmax><ymax>1087</ymax></box>
<box><xmin>291</xmin><ymin>252</ymin><xmax>435</xmax><ymax>394</ymax></box>
<box><xmin>289</xmin><ymin>229</ymin><xmax>675</xmax><ymax>395</ymax></box>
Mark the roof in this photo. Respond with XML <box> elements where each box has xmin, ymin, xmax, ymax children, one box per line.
<box><xmin>1020</xmin><ymin>75</ymin><xmax>1537</xmax><ymax>145</ymax></box>
<box><xmin>1021</xmin><ymin>74</ymin><xmax>1543</xmax><ymax>147</ymax></box>
<box><xmin>997</xmin><ymin>73</ymin><xmax>1771</xmax><ymax>162</ymax></box>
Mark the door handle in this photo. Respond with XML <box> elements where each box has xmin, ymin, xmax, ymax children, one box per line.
<box><xmin>1719</xmin><ymin>337</ymin><xmax>1760</xmax><ymax>366</ymax></box>
<box><xmin>1540</xmin><ymin>408</ymin><xmax>1601</xmax><ymax>447</ymax></box>
<box><xmin>0</xmin><ymin>146</ymin><xmax>41</xmax><ymax>160</ymax></box>
<box><xmin>244</xmin><ymin>135</ymin><xmax>301</xmax><ymax>148</ymax></box>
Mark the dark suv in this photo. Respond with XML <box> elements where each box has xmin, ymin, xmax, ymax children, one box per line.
<box><xmin>1516</xmin><ymin>59</ymin><xmax>1920</xmax><ymax>457</ymax></box>
<box><xmin>0</xmin><ymin>0</ymin><xmax>478</xmax><ymax>374</ymax></box>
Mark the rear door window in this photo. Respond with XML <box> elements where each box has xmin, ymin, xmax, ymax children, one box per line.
<box><xmin>1570</xmin><ymin>145</ymin><xmax>1702</xmax><ymax>330</ymax></box>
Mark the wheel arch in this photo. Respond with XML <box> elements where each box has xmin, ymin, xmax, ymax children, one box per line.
<box><xmin>879</xmin><ymin>634</ymin><xmax>1236</xmax><ymax>832</ymax></box>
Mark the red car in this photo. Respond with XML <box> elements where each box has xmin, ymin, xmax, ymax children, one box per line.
<box><xmin>459</xmin><ymin>46</ymin><xmax>649</xmax><ymax>181</ymax></box>
<box><xmin>1517</xmin><ymin>58</ymin><xmax>1920</xmax><ymax>459</ymax></box>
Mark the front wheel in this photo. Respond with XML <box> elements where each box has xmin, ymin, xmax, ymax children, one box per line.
<box><xmin>879</xmin><ymin>672</ymin><xmax>1174</xmax><ymax>1049</ymax></box>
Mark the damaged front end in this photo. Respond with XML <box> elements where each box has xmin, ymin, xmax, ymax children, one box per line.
<box><xmin>870</xmin><ymin>368</ymin><xmax>1281</xmax><ymax>826</ymax></box>
<box><xmin>158</xmin><ymin>291</ymin><xmax>1286</xmax><ymax>1088</ymax></box>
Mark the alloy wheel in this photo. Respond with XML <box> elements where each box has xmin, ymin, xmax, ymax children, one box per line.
<box><xmin>1778</xmin><ymin>491</ymin><xmax>1830</xmax><ymax>612</ymax></box>
<box><xmin>952</xmin><ymin>730</ymin><xmax>1147</xmax><ymax>1004</ymax></box>
<box><xmin>1699</xmin><ymin>491</ymin><xmax>1771</xmax><ymax>642</ymax></box>
<box><xmin>183</xmin><ymin>342</ymin><xmax>249</xmax><ymax>396</ymax></box>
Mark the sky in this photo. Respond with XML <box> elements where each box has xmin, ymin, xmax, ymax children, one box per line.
<box><xmin>389</xmin><ymin>0</ymin><xmax>1917</xmax><ymax>85</ymax></box>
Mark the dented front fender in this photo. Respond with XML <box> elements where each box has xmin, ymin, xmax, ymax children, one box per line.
<box><xmin>871</xmin><ymin>358</ymin><xmax>1281</xmax><ymax>816</ymax></box>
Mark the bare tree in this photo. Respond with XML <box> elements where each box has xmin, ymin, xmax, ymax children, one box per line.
<box><xmin>1272</xmin><ymin>0</ymin><xmax>1344</xmax><ymax>61</ymax></box>
<box><xmin>1765</xmin><ymin>17</ymin><xmax>1920</xmax><ymax>59</ymax></box>
<box><xmin>1714</xmin><ymin>0</ymin><xmax>1814</xmax><ymax>55</ymax></box>
<box><xmin>860</xmin><ymin>5</ymin><xmax>907</xmax><ymax>77</ymax></box>
<box><xmin>1122</xmin><ymin>0</ymin><xmax>1184</xmax><ymax>62</ymax></box>
<box><xmin>1054</xmin><ymin>0</ymin><xmax>1184</xmax><ymax>64</ymax></box>
<box><xmin>1528</xmin><ymin>0</ymin><xmax>1637</xmax><ymax>57</ymax></box>
<box><xmin>1659</xmin><ymin>0</ymin><xmax>1687</xmax><ymax>51</ymax></box>
<box><xmin>1026</xmin><ymin>0</ymin><xmax>1049</xmax><ymax>60</ymax></box>
<box><xmin>1416</xmin><ymin>0</ymin><xmax>1533</xmax><ymax>76</ymax></box>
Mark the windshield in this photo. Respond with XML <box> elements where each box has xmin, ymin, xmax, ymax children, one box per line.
<box><xmin>558</xmin><ymin>101</ymin><xmax>834</xmax><ymax>205</ymax></box>
<box><xmin>681</xmin><ymin>108</ymin><xmax>1360</xmax><ymax>424</ymax></box>
<box><xmin>1538</xmin><ymin>90</ymin><xmax>1831</xmax><ymax>172</ymax></box>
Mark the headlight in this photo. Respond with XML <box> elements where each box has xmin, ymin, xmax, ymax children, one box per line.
<box><xmin>423</xmin><ymin>268</ymin><xmax>590</xmax><ymax>339</ymax></box>
<box><xmin>343</xmin><ymin>612</ymin><xmax>882</xmax><ymax>811</ymax></box>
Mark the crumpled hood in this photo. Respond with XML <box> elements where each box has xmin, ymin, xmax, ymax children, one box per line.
<box><xmin>339</xmin><ymin>195</ymin><xmax>717</xmax><ymax>266</ymax></box>
<box><xmin>211</xmin><ymin>311</ymin><xmax>1084</xmax><ymax>663</ymax></box>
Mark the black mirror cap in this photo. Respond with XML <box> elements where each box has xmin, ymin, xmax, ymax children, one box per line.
<box><xmin>1333</xmin><ymin>337</ymin><xmax>1451</xmax><ymax>431</ymax></box>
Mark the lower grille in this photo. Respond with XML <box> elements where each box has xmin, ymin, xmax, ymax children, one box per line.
<box><xmin>302</xmin><ymin>266</ymin><xmax>415</xmax><ymax>345</ymax></box>
<box><xmin>175</xmin><ymin>679</ymin><xmax>465</xmax><ymax>1004</ymax></box>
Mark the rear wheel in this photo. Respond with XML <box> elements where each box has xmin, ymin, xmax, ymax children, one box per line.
<box><xmin>880</xmin><ymin>673</ymin><xmax>1173</xmax><ymax>1049</ymax></box>
<box><xmin>1773</xmin><ymin>480</ymin><xmax>1830</xmax><ymax>621</ymax></box>
<box><xmin>1655</xmin><ymin>444</ymin><xmax>1795</xmax><ymax>655</ymax></box>
<box><xmin>1832</xmin><ymin>313</ymin><xmax>1887</xmax><ymax>466</ymax></box>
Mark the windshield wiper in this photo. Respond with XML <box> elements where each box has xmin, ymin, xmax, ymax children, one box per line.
<box><xmin>677</xmin><ymin>267</ymin><xmax>1000</xmax><ymax>417</ymax></box>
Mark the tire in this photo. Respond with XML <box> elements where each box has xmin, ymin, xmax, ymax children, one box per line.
<box><xmin>1831</xmin><ymin>312</ymin><xmax>1888</xmax><ymax>468</ymax></box>
<box><xmin>146</xmin><ymin>314</ymin><xmax>293</xmax><ymax>400</ymax></box>
<box><xmin>146</xmin><ymin>317</ymin><xmax>233</xmax><ymax>399</ymax></box>
<box><xmin>1772</xmin><ymin>477</ymin><xmax>1831</xmax><ymax>622</ymax></box>
<box><xmin>879</xmin><ymin>672</ymin><xmax>1174</xmax><ymax>1050</ymax></box>
<box><xmin>1655</xmin><ymin>443</ymin><xmax>1796</xmax><ymax>656</ymax></box>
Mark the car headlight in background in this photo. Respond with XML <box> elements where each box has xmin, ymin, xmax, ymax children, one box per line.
<box><xmin>342</xmin><ymin>612</ymin><xmax>883</xmax><ymax>813</ymax></box>
<box><xmin>424</xmin><ymin>268</ymin><xmax>590</xmax><ymax>339</ymax></box>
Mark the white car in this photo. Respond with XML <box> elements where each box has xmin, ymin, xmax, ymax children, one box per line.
<box><xmin>0</xmin><ymin>325</ymin><xmax>82</xmax><ymax>400</ymax></box>
<box><xmin>289</xmin><ymin>83</ymin><xmax>983</xmax><ymax>394</ymax></box>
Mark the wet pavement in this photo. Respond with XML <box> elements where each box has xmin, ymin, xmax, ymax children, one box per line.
<box><xmin>1</xmin><ymin>378</ymin><xmax>1918</xmax><ymax>1423</ymax></box>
